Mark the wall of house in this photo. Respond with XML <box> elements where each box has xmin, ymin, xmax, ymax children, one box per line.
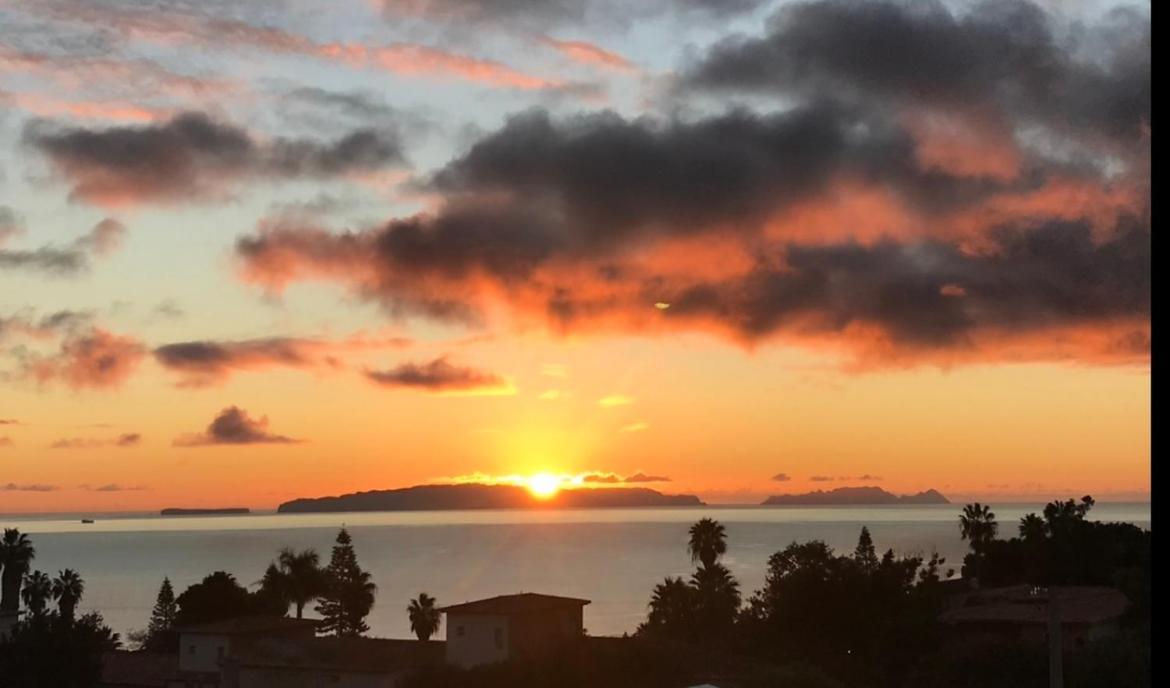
<box><xmin>508</xmin><ymin>607</ymin><xmax>583</xmax><ymax>658</ymax></box>
<box><xmin>445</xmin><ymin>613</ymin><xmax>510</xmax><ymax>669</ymax></box>
<box><xmin>179</xmin><ymin>633</ymin><xmax>230</xmax><ymax>673</ymax></box>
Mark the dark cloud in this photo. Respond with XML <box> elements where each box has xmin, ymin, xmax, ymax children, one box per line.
<box><xmin>1</xmin><ymin>483</ymin><xmax>58</xmax><ymax>492</ymax></box>
<box><xmin>82</xmin><ymin>483</ymin><xmax>148</xmax><ymax>492</ymax></box>
<box><xmin>24</xmin><ymin>112</ymin><xmax>408</xmax><ymax>206</ymax></box>
<box><xmin>661</xmin><ymin>219</ymin><xmax>1149</xmax><ymax>348</ymax></box>
<box><xmin>1</xmin><ymin>309</ymin><xmax>92</xmax><ymax>341</ymax></box>
<box><xmin>809</xmin><ymin>475</ymin><xmax>834</xmax><ymax>482</ymax></box>
<box><xmin>232</xmin><ymin>5</ymin><xmax>1148</xmax><ymax>368</ymax></box>
<box><xmin>0</xmin><ymin>419</ymin><xmax>18</xmax><ymax>425</ymax></box>
<box><xmin>18</xmin><ymin>328</ymin><xmax>146</xmax><ymax>390</ymax></box>
<box><xmin>582</xmin><ymin>471</ymin><xmax>671</xmax><ymax>483</ymax></box>
<box><xmin>364</xmin><ymin>356</ymin><xmax>509</xmax><ymax>392</ymax></box>
<box><xmin>624</xmin><ymin>472</ymin><xmax>671</xmax><ymax>483</ymax></box>
<box><xmin>50</xmin><ymin>432</ymin><xmax>141</xmax><ymax>449</ymax></box>
<box><xmin>771</xmin><ymin>472</ymin><xmax>791</xmax><ymax>482</ymax></box>
<box><xmin>0</xmin><ymin>217</ymin><xmax>127</xmax><ymax>276</ymax></box>
<box><xmin>174</xmin><ymin>406</ymin><xmax>301</xmax><ymax>446</ymax></box>
<box><xmin>154</xmin><ymin>334</ymin><xmax>411</xmax><ymax>386</ymax></box>
<box><xmin>682</xmin><ymin>0</ymin><xmax>1150</xmax><ymax>144</ymax></box>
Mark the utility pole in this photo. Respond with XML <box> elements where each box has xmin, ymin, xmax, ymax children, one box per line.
<box><xmin>1047</xmin><ymin>588</ymin><xmax>1063</xmax><ymax>688</ymax></box>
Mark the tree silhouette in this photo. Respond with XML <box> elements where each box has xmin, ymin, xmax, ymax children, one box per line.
<box><xmin>641</xmin><ymin>576</ymin><xmax>695</xmax><ymax>638</ymax></box>
<box><xmin>315</xmin><ymin>528</ymin><xmax>376</xmax><ymax>637</ymax></box>
<box><xmin>0</xmin><ymin>611</ymin><xmax>119</xmax><ymax>688</ymax></box>
<box><xmin>20</xmin><ymin>571</ymin><xmax>52</xmax><ymax>618</ymax></box>
<box><xmin>690</xmin><ymin>562</ymin><xmax>740</xmax><ymax>635</ymax></box>
<box><xmin>1018</xmin><ymin>513</ymin><xmax>1047</xmax><ymax>542</ymax></box>
<box><xmin>687</xmin><ymin>518</ymin><xmax>727</xmax><ymax>568</ymax></box>
<box><xmin>174</xmin><ymin>571</ymin><xmax>282</xmax><ymax>626</ymax></box>
<box><xmin>0</xmin><ymin>528</ymin><xmax>35</xmax><ymax>614</ymax></box>
<box><xmin>51</xmin><ymin>569</ymin><xmax>85</xmax><ymax>621</ymax></box>
<box><xmin>854</xmin><ymin>526</ymin><xmax>879</xmax><ymax>572</ymax></box>
<box><xmin>958</xmin><ymin>503</ymin><xmax>997</xmax><ymax>581</ymax></box>
<box><xmin>261</xmin><ymin>548</ymin><xmax>327</xmax><ymax>619</ymax></box>
<box><xmin>408</xmin><ymin>593</ymin><xmax>441</xmax><ymax>641</ymax></box>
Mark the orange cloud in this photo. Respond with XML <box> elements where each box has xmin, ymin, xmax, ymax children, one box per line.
<box><xmin>22</xmin><ymin>328</ymin><xmax>146</xmax><ymax>390</ymax></box>
<box><xmin>541</xmin><ymin>38</ymin><xmax>634</xmax><ymax>72</ymax></box>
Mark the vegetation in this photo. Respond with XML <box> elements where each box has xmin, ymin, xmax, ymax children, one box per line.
<box><xmin>315</xmin><ymin>528</ymin><xmax>377</xmax><ymax>637</ymax></box>
<box><xmin>408</xmin><ymin>592</ymin><xmax>441</xmax><ymax>641</ymax></box>
<box><xmin>260</xmin><ymin>547</ymin><xmax>327</xmax><ymax>619</ymax></box>
<box><xmin>0</xmin><ymin>558</ymin><xmax>118</xmax><ymax>688</ymax></box>
<box><xmin>173</xmin><ymin>571</ymin><xmax>284</xmax><ymax>627</ymax></box>
<box><xmin>0</xmin><ymin>528</ymin><xmax>35</xmax><ymax>614</ymax></box>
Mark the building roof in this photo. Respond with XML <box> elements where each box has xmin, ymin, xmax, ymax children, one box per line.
<box><xmin>174</xmin><ymin>615</ymin><xmax>320</xmax><ymax>635</ymax></box>
<box><xmin>940</xmin><ymin>585</ymin><xmax>1129</xmax><ymax>626</ymax></box>
<box><xmin>99</xmin><ymin>651</ymin><xmax>179</xmax><ymax>687</ymax></box>
<box><xmin>231</xmin><ymin>637</ymin><xmax>446</xmax><ymax>673</ymax></box>
<box><xmin>438</xmin><ymin>592</ymin><xmax>591</xmax><ymax>615</ymax></box>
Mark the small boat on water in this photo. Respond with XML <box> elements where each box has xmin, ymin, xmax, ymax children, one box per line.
<box><xmin>80</xmin><ymin>519</ymin><xmax>95</xmax><ymax>524</ymax></box>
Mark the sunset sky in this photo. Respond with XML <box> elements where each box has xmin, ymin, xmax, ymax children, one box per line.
<box><xmin>0</xmin><ymin>0</ymin><xmax>1149</xmax><ymax>512</ymax></box>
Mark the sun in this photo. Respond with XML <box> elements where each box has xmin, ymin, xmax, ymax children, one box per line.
<box><xmin>527</xmin><ymin>473</ymin><xmax>562</xmax><ymax>499</ymax></box>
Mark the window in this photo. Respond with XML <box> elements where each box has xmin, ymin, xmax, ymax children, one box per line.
<box><xmin>494</xmin><ymin>627</ymin><xmax>504</xmax><ymax>650</ymax></box>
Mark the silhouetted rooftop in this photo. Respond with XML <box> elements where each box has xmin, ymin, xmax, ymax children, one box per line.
<box><xmin>438</xmin><ymin>592</ymin><xmax>591</xmax><ymax>615</ymax></box>
<box><xmin>173</xmin><ymin>615</ymin><xmax>319</xmax><ymax>635</ymax></box>
<box><xmin>940</xmin><ymin>585</ymin><xmax>1128</xmax><ymax>626</ymax></box>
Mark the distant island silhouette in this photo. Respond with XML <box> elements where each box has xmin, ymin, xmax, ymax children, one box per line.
<box><xmin>278</xmin><ymin>483</ymin><xmax>704</xmax><ymax>513</ymax></box>
<box><xmin>160</xmin><ymin>507</ymin><xmax>251</xmax><ymax>516</ymax></box>
<box><xmin>761</xmin><ymin>486</ymin><xmax>949</xmax><ymax>505</ymax></box>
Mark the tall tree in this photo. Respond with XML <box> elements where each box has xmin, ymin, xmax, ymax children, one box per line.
<box><xmin>51</xmin><ymin>569</ymin><xmax>85</xmax><ymax>621</ymax></box>
<box><xmin>147</xmin><ymin>578</ymin><xmax>177</xmax><ymax>637</ymax></box>
<box><xmin>407</xmin><ymin>593</ymin><xmax>441</xmax><ymax>641</ymax></box>
<box><xmin>687</xmin><ymin>518</ymin><xmax>727</xmax><ymax>568</ymax></box>
<box><xmin>958</xmin><ymin>503</ymin><xmax>997</xmax><ymax>581</ymax></box>
<box><xmin>260</xmin><ymin>548</ymin><xmax>327</xmax><ymax>619</ymax></box>
<box><xmin>315</xmin><ymin>528</ymin><xmax>376</xmax><ymax>637</ymax></box>
<box><xmin>854</xmin><ymin>526</ymin><xmax>879</xmax><ymax>572</ymax></box>
<box><xmin>20</xmin><ymin>570</ymin><xmax>52</xmax><ymax>618</ymax></box>
<box><xmin>0</xmin><ymin>529</ymin><xmax>35</xmax><ymax>614</ymax></box>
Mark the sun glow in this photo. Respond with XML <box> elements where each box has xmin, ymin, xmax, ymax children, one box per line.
<box><xmin>527</xmin><ymin>472</ymin><xmax>562</xmax><ymax>499</ymax></box>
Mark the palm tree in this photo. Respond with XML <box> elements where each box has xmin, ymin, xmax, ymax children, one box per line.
<box><xmin>20</xmin><ymin>570</ymin><xmax>52</xmax><ymax>617</ymax></box>
<box><xmin>687</xmin><ymin>518</ymin><xmax>727</xmax><ymax>568</ymax></box>
<box><xmin>261</xmin><ymin>548</ymin><xmax>326</xmax><ymax>618</ymax></box>
<box><xmin>0</xmin><ymin>528</ymin><xmax>35</xmax><ymax>613</ymax></box>
<box><xmin>959</xmin><ymin>503</ymin><xmax>998</xmax><ymax>551</ymax></box>
<box><xmin>1019</xmin><ymin>513</ymin><xmax>1047</xmax><ymax>542</ymax></box>
<box><xmin>52</xmin><ymin>569</ymin><xmax>85</xmax><ymax>621</ymax></box>
<box><xmin>407</xmin><ymin>593</ymin><xmax>441</xmax><ymax>641</ymax></box>
<box><xmin>643</xmin><ymin>576</ymin><xmax>695</xmax><ymax>637</ymax></box>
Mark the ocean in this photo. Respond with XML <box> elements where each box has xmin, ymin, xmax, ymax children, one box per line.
<box><xmin>0</xmin><ymin>503</ymin><xmax>1150</xmax><ymax>640</ymax></box>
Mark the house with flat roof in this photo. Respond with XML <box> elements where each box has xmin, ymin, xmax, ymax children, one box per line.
<box><xmin>172</xmin><ymin>616</ymin><xmax>319</xmax><ymax>685</ymax></box>
<box><xmin>939</xmin><ymin>585</ymin><xmax>1129</xmax><ymax>650</ymax></box>
<box><xmin>438</xmin><ymin>593</ymin><xmax>590</xmax><ymax>669</ymax></box>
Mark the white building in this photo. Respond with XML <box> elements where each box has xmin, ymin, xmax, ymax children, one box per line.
<box><xmin>438</xmin><ymin>593</ymin><xmax>590</xmax><ymax>669</ymax></box>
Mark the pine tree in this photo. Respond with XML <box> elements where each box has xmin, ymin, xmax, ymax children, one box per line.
<box><xmin>147</xmin><ymin>578</ymin><xmax>177</xmax><ymax>638</ymax></box>
<box><xmin>854</xmin><ymin>526</ymin><xmax>879</xmax><ymax>572</ymax></box>
<box><xmin>315</xmin><ymin>528</ymin><xmax>376</xmax><ymax>637</ymax></box>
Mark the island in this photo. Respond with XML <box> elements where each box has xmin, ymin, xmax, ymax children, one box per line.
<box><xmin>160</xmin><ymin>507</ymin><xmax>251</xmax><ymax>516</ymax></box>
<box><xmin>761</xmin><ymin>486</ymin><xmax>949</xmax><ymax>506</ymax></box>
<box><xmin>278</xmin><ymin>483</ymin><xmax>704</xmax><ymax>513</ymax></box>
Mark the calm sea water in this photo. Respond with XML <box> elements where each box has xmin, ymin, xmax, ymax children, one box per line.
<box><xmin>0</xmin><ymin>504</ymin><xmax>1150</xmax><ymax>640</ymax></box>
